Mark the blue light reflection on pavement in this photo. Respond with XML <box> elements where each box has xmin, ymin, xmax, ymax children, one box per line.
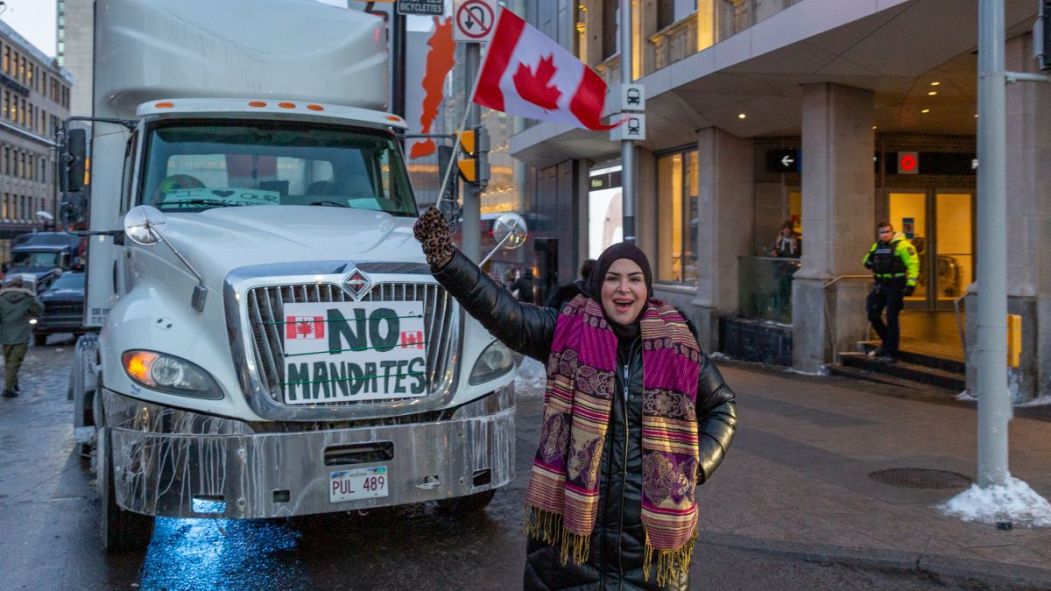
<box><xmin>139</xmin><ymin>516</ymin><xmax>308</xmax><ymax>591</ymax></box>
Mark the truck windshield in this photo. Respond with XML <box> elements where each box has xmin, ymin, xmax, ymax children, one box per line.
<box><xmin>140</xmin><ymin>121</ymin><xmax>417</xmax><ymax>216</ymax></box>
<box><xmin>11</xmin><ymin>251</ymin><xmax>62</xmax><ymax>270</ymax></box>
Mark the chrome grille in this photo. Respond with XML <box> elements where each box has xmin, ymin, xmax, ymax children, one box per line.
<box><xmin>245</xmin><ymin>282</ymin><xmax>455</xmax><ymax>406</ymax></box>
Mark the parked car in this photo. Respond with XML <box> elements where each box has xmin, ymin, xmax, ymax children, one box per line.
<box><xmin>33</xmin><ymin>271</ymin><xmax>86</xmax><ymax>346</ymax></box>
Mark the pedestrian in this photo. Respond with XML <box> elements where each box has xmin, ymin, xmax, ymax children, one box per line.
<box><xmin>0</xmin><ymin>276</ymin><xmax>43</xmax><ymax>397</ymax></box>
<box><xmin>769</xmin><ymin>220</ymin><xmax>800</xmax><ymax>257</ymax></box>
<box><xmin>510</xmin><ymin>268</ymin><xmax>537</xmax><ymax>304</ymax></box>
<box><xmin>544</xmin><ymin>258</ymin><xmax>596</xmax><ymax>310</ymax></box>
<box><xmin>862</xmin><ymin>221</ymin><xmax>919</xmax><ymax>363</ymax></box>
<box><xmin>414</xmin><ymin>207</ymin><xmax>737</xmax><ymax>590</ymax></box>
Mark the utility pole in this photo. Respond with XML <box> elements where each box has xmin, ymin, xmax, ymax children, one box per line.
<box><xmin>975</xmin><ymin>0</ymin><xmax>1009</xmax><ymax>488</ymax></box>
<box><xmin>391</xmin><ymin>10</ymin><xmax>407</xmax><ymax>118</ymax></box>
<box><xmin>462</xmin><ymin>43</ymin><xmax>482</xmax><ymax>262</ymax></box>
<box><xmin>619</xmin><ymin>0</ymin><xmax>635</xmax><ymax>243</ymax></box>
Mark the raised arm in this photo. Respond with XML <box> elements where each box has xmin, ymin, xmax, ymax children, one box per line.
<box><xmin>414</xmin><ymin>208</ymin><xmax>557</xmax><ymax>361</ymax></box>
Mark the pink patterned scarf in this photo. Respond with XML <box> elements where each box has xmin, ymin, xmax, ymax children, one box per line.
<box><xmin>524</xmin><ymin>295</ymin><xmax>702</xmax><ymax>585</ymax></box>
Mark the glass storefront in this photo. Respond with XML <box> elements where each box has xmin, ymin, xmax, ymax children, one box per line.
<box><xmin>656</xmin><ymin>150</ymin><xmax>698</xmax><ymax>284</ymax></box>
<box><xmin>888</xmin><ymin>189</ymin><xmax>974</xmax><ymax>308</ymax></box>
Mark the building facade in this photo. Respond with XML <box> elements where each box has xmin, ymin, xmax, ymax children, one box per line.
<box><xmin>509</xmin><ymin>0</ymin><xmax>1050</xmax><ymax>401</ymax></box>
<box><xmin>0</xmin><ymin>19</ymin><xmax>73</xmax><ymax>262</ymax></box>
<box><xmin>56</xmin><ymin>0</ymin><xmax>94</xmax><ymax>117</ymax></box>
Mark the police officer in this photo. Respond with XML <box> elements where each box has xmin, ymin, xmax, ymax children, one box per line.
<box><xmin>863</xmin><ymin>221</ymin><xmax>919</xmax><ymax>363</ymax></box>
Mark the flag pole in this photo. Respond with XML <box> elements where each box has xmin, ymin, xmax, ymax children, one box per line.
<box><xmin>437</xmin><ymin>34</ymin><xmax>488</xmax><ymax>213</ymax></box>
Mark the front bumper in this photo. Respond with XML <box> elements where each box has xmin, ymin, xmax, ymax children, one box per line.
<box><xmin>102</xmin><ymin>386</ymin><xmax>514</xmax><ymax>518</ymax></box>
<box><xmin>34</xmin><ymin>314</ymin><xmax>83</xmax><ymax>333</ymax></box>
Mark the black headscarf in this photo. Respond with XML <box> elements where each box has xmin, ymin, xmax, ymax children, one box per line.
<box><xmin>582</xmin><ymin>242</ymin><xmax>653</xmax><ymax>340</ymax></box>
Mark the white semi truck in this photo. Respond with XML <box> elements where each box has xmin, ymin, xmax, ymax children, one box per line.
<box><xmin>62</xmin><ymin>0</ymin><xmax>520</xmax><ymax>551</ymax></box>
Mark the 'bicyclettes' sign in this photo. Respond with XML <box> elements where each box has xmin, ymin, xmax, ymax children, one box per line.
<box><xmin>282</xmin><ymin>301</ymin><xmax>427</xmax><ymax>403</ymax></box>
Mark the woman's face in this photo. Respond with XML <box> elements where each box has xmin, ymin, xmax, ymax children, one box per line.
<box><xmin>600</xmin><ymin>258</ymin><xmax>647</xmax><ymax>325</ymax></box>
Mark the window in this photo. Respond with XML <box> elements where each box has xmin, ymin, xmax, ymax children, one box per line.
<box><xmin>1</xmin><ymin>193</ymin><xmax>7</xmax><ymax>218</ymax></box>
<box><xmin>656</xmin><ymin>149</ymin><xmax>699</xmax><ymax>283</ymax></box>
<box><xmin>140</xmin><ymin>122</ymin><xmax>416</xmax><ymax>216</ymax></box>
<box><xmin>658</xmin><ymin>0</ymin><xmax>697</xmax><ymax>30</ymax></box>
<box><xmin>2</xmin><ymin>47</ymin><xmax>9</xmax><ymax>75</ymax></box>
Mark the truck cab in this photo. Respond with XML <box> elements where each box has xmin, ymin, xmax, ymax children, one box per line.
<box><xmin>63</xmin><ymin>0</ymin><xmax>521</xmax><ymax>552</ymax></box>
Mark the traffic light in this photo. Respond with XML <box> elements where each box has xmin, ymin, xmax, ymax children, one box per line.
<box><xmin>456</xmin><ymin>126</ymin><xmax>489</xmax><ymax>186</ymax></box>
<box><xmin>1040</xmin><ymin>1</ymin><xmax>1051</xmax><ymax>70</ymax></box>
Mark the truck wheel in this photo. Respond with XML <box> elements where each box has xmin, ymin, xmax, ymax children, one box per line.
<box><xmin>436</xmin><ymin>489</ymin><xmax>495</xmax><ymax>514</ymax></box>
<box><xmin>97</xmin><ymin>429</ymin><xmax>155</xmax><ymax>552</ymax></box>
<box><xmin>33</xmin><ymin>333</ymin><xmax>47</xmax><ymax>347</ymax></box>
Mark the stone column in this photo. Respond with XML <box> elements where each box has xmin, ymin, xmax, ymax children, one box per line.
<box><xmin>792</xmin><ymin>83</ymin><xmax>874</xmax><ymax>372</ymax></box>
<box><xmin>967</xmin><ymin>33</ymin><xmax>1051</xmax><ymax>401</ymax></box>
<box><xmin>691</xmin><ymin>127</ymin><xmax>753</xmax><ymax>351</ymax></box>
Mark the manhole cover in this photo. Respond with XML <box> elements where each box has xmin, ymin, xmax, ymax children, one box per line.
<box><xmin>868</xmin><ymin>468</ymin><xmax>972</xmax><ymax>489</ymax></box>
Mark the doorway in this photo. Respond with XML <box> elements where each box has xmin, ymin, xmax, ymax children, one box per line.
<box><xmin>887</xmin><ymin>190</ymin><xmax>974</xmax><ymax>310</ymax></box>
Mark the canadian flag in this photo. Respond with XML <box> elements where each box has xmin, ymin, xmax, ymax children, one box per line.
<box><xmin>286</xmin><ymin>316</ymin><xmax>325</xmax><ymax>340</ymax></box>
<box><xmin>473</xmin><ymin>9</ymin><xmax>616</xmax><ymax>131</ymax></box>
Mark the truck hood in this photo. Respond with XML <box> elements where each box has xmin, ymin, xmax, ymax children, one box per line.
<box><xmin>160</xmin><ymin>206</ymin><xmax>425</xmax><ymax>282</ymax></box>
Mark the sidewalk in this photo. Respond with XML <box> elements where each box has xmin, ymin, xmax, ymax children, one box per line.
<box><xmin>697</xmin><ymin>361</ymin><xmax>1051</xmax><ymax>588</ymax></box>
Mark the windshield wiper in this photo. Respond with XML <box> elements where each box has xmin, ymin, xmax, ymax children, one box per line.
<box><xmin>158</xmin><ymin>199</ymin><xmax>244</xmax><ymax>209</ymax></box>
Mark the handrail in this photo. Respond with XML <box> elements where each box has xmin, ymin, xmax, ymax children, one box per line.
<box><xmin>822</xmin><ymin>274</ymin><xmax>872</xmax><ymax>363</ymax></box>
<box><xmin>823</xmin><ymin>274</ymin><xmax>871</xmax><ymax>289</ymax></box>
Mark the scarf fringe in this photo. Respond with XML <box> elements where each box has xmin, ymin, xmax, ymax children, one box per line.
<box><xmin>642</xmin><ymin>528</ymin><xmax>699</xmax><ymax>587</ymax></box>
<box><xmin>525</xmin><ymin>507</ymin><xmax>592</xmax><ymax>566</ymax></box>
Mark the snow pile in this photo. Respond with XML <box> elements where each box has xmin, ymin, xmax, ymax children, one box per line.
<box><xmin>940</xmin><ymin>475</ymin><xmax>1051</xmax><ymax>527</ymax></box>
<box><xmin>514</xmin><ymin>357</ymin><xmax>547</xmax><ymax>397</ymax></box>
<box><xmin>784</xmin><ymin>366</ymin><xmax>829</xmax><ymax>377</ymax></box>
<box><xmin>1017</xmin><ymin>394</ymin><xmax>1051</xmax><ymax>408</ymax></box>
<box><xmin>954</xmin><ymin>390</ymin><xmax>1051</xmax><ymax>406</ymax></box>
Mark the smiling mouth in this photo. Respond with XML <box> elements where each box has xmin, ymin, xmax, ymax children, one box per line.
<box><xmin>612</xmin><ymin>300</ymin><xmax>634</xmax><ymax>313</ymax></box>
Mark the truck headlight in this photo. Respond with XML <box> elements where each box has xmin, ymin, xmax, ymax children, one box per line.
<box><xmin>468</xmin><ymin>340</ymin><xmax>515</xmax><ymax>385</ymax></box>
<box><xmin>122</xmin><ymin>350</ymin><xmax>223</xmax><ymax>399</ymax></box>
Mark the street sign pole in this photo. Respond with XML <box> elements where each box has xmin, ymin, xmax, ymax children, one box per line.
<box><xmin>619</xmin><ymin>0</ymin><xmax>635</xmax><ymax>244</ymax></box>
<box><xmin>976</xmin><ymin>0</ymin><xmax>1010</xmax><ymax>488</ymax></box>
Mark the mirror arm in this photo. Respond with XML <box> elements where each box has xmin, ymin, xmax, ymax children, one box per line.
<box><xmin>150</xmin><ymin>228</ymin><xmax>208</xmax><ymax>312</ymax></box>
<box><xmin>479</xmin><ymin>231</ymin><xmax>515</xmax><ymax>267</ymax></box>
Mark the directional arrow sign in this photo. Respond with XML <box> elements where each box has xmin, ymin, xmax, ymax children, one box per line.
<box><xmin>766</xmin><ymin>149</ymin><xmax>800</xmax><ymax>173</ymax></box>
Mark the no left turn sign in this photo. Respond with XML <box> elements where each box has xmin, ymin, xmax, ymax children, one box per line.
<box><xmin>454</xmin><ymin>0</ymin><xmax>497</xmax><ymax>43</ymax></box>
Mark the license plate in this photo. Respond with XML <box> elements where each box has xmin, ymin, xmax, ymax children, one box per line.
<box><xmin>329</xmin><ymin>466</ymin><xmax>389</xmax><ymax>503</ymax></box>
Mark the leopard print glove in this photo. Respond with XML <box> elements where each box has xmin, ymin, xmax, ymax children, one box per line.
<box><xmin>413</xmin><ymin>206</ymin><xmax>455</xmax><ymax>270</ymax></box>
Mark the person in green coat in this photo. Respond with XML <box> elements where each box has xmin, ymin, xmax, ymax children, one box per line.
<box><xmin>0</xmin><ymin>276</ymin><xmax>43</xmax><ymax>397</ymax></box>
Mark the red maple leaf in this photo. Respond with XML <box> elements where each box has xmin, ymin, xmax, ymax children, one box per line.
<box><xmin>513</xmin><ymin>54</ymin><xmax>562</xmax><ymax>111</ymax></box>
<box><xmin>295</xmin><ymin>320</ymin><xmax>315</xmax><ymax>337</ymax></box>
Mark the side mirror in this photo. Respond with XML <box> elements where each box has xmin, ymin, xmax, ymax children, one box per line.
<box><xmin>123</xmin><ymin>205</ymin><xmax>168</xmax><ymax>246</ymax></box>
<box><xmin>60</xmin><ymin>128</ymin><xmax>87</xmax><ymax>193</ymax></box>
<box><xmin>492</xmin><ymin>213</ymin><xmax>528</xmax><ymax>250</ymax></box>
<box><xmin>60</xmin><ymin>191</ymin><xmax>88</xmax><ymax>226</ymax></box>
<box><xmin>481</xmin><ymin>213</ymin><xmax>528</xmax><ymax>266</ymax></box>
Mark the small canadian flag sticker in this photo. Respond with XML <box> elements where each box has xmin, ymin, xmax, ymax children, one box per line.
<box><xmin>286</xmin><ymin>316</ymin><xmax>325</xmax><ymax>340</ymax></box>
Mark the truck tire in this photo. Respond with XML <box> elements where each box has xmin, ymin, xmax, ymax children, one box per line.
<box><xmin>33</xmin><ymin>333</ymin><xmax>47</xmax><ymax>347</ymax></box>
<box><xmin>97</xmin><ymin>429</ymin><xmax>155</xmax><ymax>552</ymax></box>
<box><xmin>436</xmin><ymin>489</ymin><xmax>495</xmax><ymax>514</ymax></box>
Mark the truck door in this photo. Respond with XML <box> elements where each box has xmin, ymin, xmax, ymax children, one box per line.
<box><xmin>84</xmin><ymin>124</ymin><xmax>137</xmax><ymax>327</ymax></box>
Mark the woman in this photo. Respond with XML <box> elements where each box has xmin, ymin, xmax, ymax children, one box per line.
<box><xmin>414</xmin><ymin>208</ymin><xmax>737</xmax><ymax>590</ymax></box>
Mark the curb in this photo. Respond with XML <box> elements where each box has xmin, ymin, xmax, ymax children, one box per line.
<box><xmin>700</xmin><ymin>532</ymin><xmax>1051</xmax><ymax>589</ymax></box>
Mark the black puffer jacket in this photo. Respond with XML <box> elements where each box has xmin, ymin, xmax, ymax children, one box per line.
<box><xmin>434</xmin><ymin>252</ymin><xmax>737</xmax><ymax>591</ymax></box>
